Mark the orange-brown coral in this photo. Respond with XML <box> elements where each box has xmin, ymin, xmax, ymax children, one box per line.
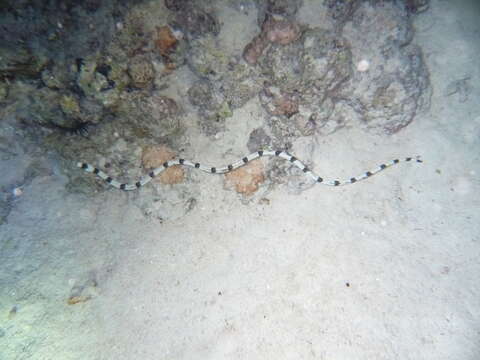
<box><xmin>243</xmin><ymin>16</ymin><xmax>301</xmax><ymax>64</ymax></box>
<box><xmin>270</xmin><ymin>94</ymin><xmax>298</xmax><ymax>117</ymax></box>
<box><xmin>263</xmin><ymin>17</ymin><xmax>301</xmax><ymax>45</ymax></box>
<box><xmin>243</xmin><ymin>33</ymin><xmax>269</xmax><ymax>65</ymax></box>
<box><xmin>225</xmin><ymin>159</ymin><xmax>265</xmax><ymax>195</ymax></box>
<box><xmin>141</xmin><ymin>145</ymin><xmax>184</xmax><ymax>185</ymax></box>
<box><xmin>155</xmin><ymin>26</ymin><xmax>178</xmax><ymax>55</ymax></box>
<box><xmin>155</xmin><ymin>26</ymin><xmax>179</xmax><ymax>71</ymax></box>
<box><xmin>260</xmin><ymin>86</ymin><xmax>299</xmax><ymax>117</ymax></box>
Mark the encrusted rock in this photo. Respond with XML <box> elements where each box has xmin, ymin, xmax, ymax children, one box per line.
<box><xmin>225</xmin><ymin>159</ymin><xmax>265</xmax><ymax>195</ymax></box>
<box><xmin>172</xmin><ymin>4</ymin><xmax>220</xmax><ymax>40</ymax></box>
<box><xmin>256</xmin><ymin>0</ymin><xmax>303</xmax><ymax>24</ymax></box>
<box><xmin>117</xmin><ymin>93</ymin><xmax>181</xmax><ymax>140</ymax></box>
<box><xmin>128</xmin><ymin>55</ymin><xmax>155</xmax><ymax>89</ymax></box>
<box><xmin>164</xmin><ymin>0</ymin><xmax>191</xmax><ymax>12</ymax></box>
<box><xmin>290</xmin><ymin>113</ymin><xmax>316</xmax><ymax>136</ymax></box>
<box><xmin>187</xmin><ymin>80</ymin><xmax>223</xmax><ymax>117</ymax></box>
<box><xmin>257</xmin><ymin>38</ymin><xmax>305</xmax><ymax>91</ymax></box>
<box><xmin>255</xmin><ymin>26</ymin><xmax>349</xmax><ymax>140</ymax></box>
<box><xmin>98</xmin><ymin>51</ymin><xmax>130</xmax><ymax>92</ymax></box>
<box><xmin>0</xmin><ymin>81</ymin><xmax>8</xmax><ymax>101</ymax></box>
<box><xmin>221</xmin><ymin>77</ymin><xmax>260</xmax><ymax>109</ymax></box>
<box><xmin>187</xmin><ymin>79</ymin><xmax>221</xmax><ymax>111</ymax></box>
<box><xmin>141</xmin><ymin>145</ymin><xmax>184</xmax><ymax>185</ymax></box>
<box><xmin>251</xmin><ymin>1</ymin><xmax>430</xmax><ymax>140</ymax></box>
<box><xmin>243</xmin><ymin>33</ymin><xmax>268</xmax><ymax>65</ymax></box>
<box><xmin>324</xmin><ymin>0</ymin><xmax>361</xmax><ymax>22</ymax></box>
<box><xmin>153</xmin><ymin>25</ymin><xmax>188</xmax><ymax>72</ymax></box>
<box><xmin>406</xmin><ymin>0</ymin><xmax>430</xmax><ymax>14</ymax></box>
<box><xmin>76</xmin><ymin>57</ymin><xmax>121</xmax><ymax>108</ymax></box>
<box><xmin>0</xmin><ymin>43</ymin><xmax>48</xmax><ymax>78</ymax></box>
<box><xmin>243</xmin><ymin>16</ymin><xmax>301</xmax><ymax>64</ymax></box>
<box><xmin>263</xmin><ymin>16</ymin><xmax>301</xmax><ymax>45</ymax></box>
<box><xmin>187</xmin><ymin>35</ymin><xmax>230</xmax><ymax>80</ymax></box>
<box><xmin>19</xmin><ymin>87</ymin><xmax>64</xmax><ymax>128</ymax></box>
<box><xmin>259</xmin><ymin>86</ymin><xmax>299</xmax><ymax>117</ymax></box>
<box><xmin>258</xmin><ymin>27</ymin><xmax>352</xmax><ymax>95</ymax></box>
<box><xmin>337</xmin><ymin>1</ymin><xmax>431</xmax><ymax>134</ymax></box>
<box><xmin>187</xmin><ymin>79</ymin><xmax>231</xmax><ymax>136</ymax></box>
<box><xmin>118</xmin><ymin>7</ymin><xmax>152</xmax><ymax>56</ymax></box>
<box><xmin>247</xmin><ymin>128</ymin><xmax>272</xmax><ymax>153</ymax></box>
<box><xmin>301</xmin><ymin>28</ymin><xmax>352</xmax><ymax>95</ymax></box>
<box><xmin>41</xmin><ymin>62</ymin><xmax>72</xmax><ymax>90</ymax></box>
<box><xmin>59</xmin><ymin>95</ymin><xmax>81</xmax><ymax>117</ymax></box>
<box><xmin>155</xmin><ymin>26</ymin><xmax>178</xmax><ymax>56</ymax></box>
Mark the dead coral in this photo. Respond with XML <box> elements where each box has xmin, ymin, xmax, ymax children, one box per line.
<box><xmin>116</xmin><ymin>93</ymin><xmax>181</xmax><ymax>140</ymax></box>
<box><xmin>263</xmin><ymin>16</ymin><xmax>301</xmax><ymax>45</ymax></box>
<box><xmin>172</xmin><ymin>4</ymin><xmax>220</xmax><ymax>40</ymax></box>
<box><xmin>258</xmin><ymin>0</ymin><xmax>303</xmax><ymax>22</ymax></box>
<box><xmin>155</xmin><ymin>25</ymin><xmax>178</xmax><ymax>56</ymax></box>
<box><xmin>118</xmin><ymin>7</ymin><xmax>151</xmax><ymax>56</ymax></box>
<box><xmin>225</xmin><ymin>160</ymin><xmax>265</xmax><ymax>195</ymax></box>
<box><xmin>405</xmin><ymin>0</ymin><xmax>430</xmax><ymax>14</ymax></box>
<box><xmin>141</xmin><ymin>145</ymin><xmax>184</xmax><ymax>185</ymax></box>
<box><xmin>243</xmin><ymin>33</ymin><xmax>268</xmax><ymax>65</ymax></box>
<box><xmin>128</xmin><ymin>55</ymin><xmax>155</xmax><ymax>89</ymax></box>
<box><xmin>164</xmin><ymin>0</ymin><xmax>191</xmax><ymax>12</ymax></box>
<box><xmin>59</xmin><ymin>94</ymin><xmax>81</xmax><ymax>117</ymax></box>
<box><xmin>260</xmin><ymin>86</ymin><xmax>299</xmax><ymax>117</ymax></box>
<box><xmin>0</xmin><ymin>43</ymin><xmax>49</xmax><ymax>78</ymax></box>
<box><xmin>243</xmin><ymin>16</ymin><xmax>301</xmax><ymax>64</ymax></box>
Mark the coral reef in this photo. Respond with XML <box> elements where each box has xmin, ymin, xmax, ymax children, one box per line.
<box><xmin>244</xmin><ymin>0</ymin><xmax>430</xmax><ymax>138</ymax></box>
<box><xmin>338</xmin><ymin>1</ymin><xmax>431</xmax><ymax>134</ymax></box>
<box><xmin>0</xmin><ymin>0</ymin><xmax>431</xmax><ymax>200</ymax></box>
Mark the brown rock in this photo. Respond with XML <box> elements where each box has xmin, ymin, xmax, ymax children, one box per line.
<box><xmin>271</xmin><ymin>93</ymin><xmax>298</xmax><ymax>117</ymax></box>
<box><xmin>263</xmin><ymin>17</ymin><xmax>301</xmax><ymax>45</ymax></box>
<box><xmin>260</xmin><ymin>87</ymin><xmax>299</xmax><ymax>117</ymax></box>
<box><xmin>128</xmin><ymin>55</ymin><xmax>155</xmax><ymax>89</ymax></box>
<box><xmin>155</xmin><ymin>26</ymin><xmax>178</xmax><ymax>56</ymax></box>
<box><xmin>243</xmin><ymin>16</ymin><xmax>300</xmax><ymax>65</ymax></box>
<box><xmin>141</xmin><ymin>145</ymin><xmax>185</xmax><ymax>185</ymax></box>
<box><xmin>225</xmin><ymin>159</ymin><xmax>265</xmax><ymax>195</ymax></box>
<box><xmin>243</xmin><ymin>33</ymin><xmax>269</xmax><ymax>65</ymax></box>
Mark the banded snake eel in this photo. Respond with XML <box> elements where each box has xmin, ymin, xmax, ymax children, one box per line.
<box><xmin>77</xmin><ymin>150</ymin><xmax>422</xmax><ymax>191</ymax></box>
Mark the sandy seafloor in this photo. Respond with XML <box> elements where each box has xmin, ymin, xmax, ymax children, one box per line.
<box><xmin>1</xmin><ymin>0</ymin><xmax>480</xmax><ymax>359</ymax></box>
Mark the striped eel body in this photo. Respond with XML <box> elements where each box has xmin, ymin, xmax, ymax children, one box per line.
<box><xmin>77</xmin><ymin>150</ymin><xmax>422</xmax><ymax>191</ymax></box>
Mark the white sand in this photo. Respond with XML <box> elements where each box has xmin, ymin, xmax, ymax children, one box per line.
<box><xmin>1</xmin><ymin>0</ymin><xmax>479</xmax><ymax>359</ymax></box>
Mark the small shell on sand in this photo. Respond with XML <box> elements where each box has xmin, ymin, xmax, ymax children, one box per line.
<box><xmin>67</xmin><ymin>295</ymin><xmax>91</xmax><ymax>305</ymax></box>
<box><xmin>357</xmin><ymin>59</ymin><xmax>370</xmax><ymax>72</ymax></box>
<box><xmin>12</xmin><ymin>187</ymin><xmax>23</xmax><ymax>197</ymax></box>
